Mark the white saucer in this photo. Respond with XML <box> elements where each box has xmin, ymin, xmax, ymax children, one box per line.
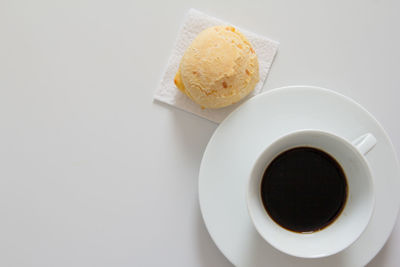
<box><xmin>198</xmin><ymin>86</ymin><xmax>400</xmax><ymax>267</ymax></box>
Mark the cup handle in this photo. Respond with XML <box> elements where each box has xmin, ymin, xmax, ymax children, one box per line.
<box><xmin>352</xmin><ymin>133</ymin><xmax>377</xmax><ymax>155</ymax></box>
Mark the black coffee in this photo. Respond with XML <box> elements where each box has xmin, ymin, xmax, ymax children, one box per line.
<box><xmin>261</xmin><ymin>147</ymin><xmax>347</xmax><ymax>233</ymax></box>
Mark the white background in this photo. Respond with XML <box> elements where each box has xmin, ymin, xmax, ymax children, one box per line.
<box><xmin>0</xmin><ymin>0</ymin><xmax>399</xmax><ymax>266</ymax></box>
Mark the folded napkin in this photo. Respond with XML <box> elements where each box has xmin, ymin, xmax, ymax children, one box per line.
<box><xmin>154</xmin><ymin>9</ymin><xmax>279</xmax><ymax>123</ymax></box>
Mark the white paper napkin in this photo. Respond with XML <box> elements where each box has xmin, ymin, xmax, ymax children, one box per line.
<box><xmin>154</xmin><ymin>9</ymin><xmax>279</xmax><ymax>123</ymax></box>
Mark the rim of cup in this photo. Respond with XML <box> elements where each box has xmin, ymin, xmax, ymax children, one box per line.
<box><xmin>246</xmin><ymin>129</ymin><xmax>375</xmax><ymax>258</ymax></box>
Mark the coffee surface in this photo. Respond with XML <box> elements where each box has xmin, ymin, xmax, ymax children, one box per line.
<box><xmin>261</xmin><ymin>147</ymin><xmax>347</xmax><ymax>233</ymax></box>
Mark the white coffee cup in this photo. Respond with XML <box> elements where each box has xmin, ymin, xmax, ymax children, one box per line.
<box><xmin>247</xmin><ymin>130</ymin><xmax>376</xmax><ymax>258</ymax></box>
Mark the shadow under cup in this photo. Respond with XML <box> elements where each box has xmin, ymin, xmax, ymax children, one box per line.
<box><xmin>247</xmin><ymin>130</ymin><xmax>375</xmax><ymax>258</ymax></box>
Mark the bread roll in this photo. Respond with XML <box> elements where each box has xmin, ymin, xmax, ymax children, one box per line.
<box><xmin>174</xmin><ymin>25</ymin><xmax>259</xmax><ymax>109</ymax></box>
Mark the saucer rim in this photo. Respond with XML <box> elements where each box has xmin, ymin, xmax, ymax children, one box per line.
<box><xmin>198</xmin><ymin>85</ymin><xmax>400</xmax><ymax>267</ymax></box>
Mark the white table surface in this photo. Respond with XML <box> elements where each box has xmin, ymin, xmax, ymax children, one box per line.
<box><xmin>1</xmin><ymin>0</ymin><xmax>399</xmax><ymax>266</ymax></box>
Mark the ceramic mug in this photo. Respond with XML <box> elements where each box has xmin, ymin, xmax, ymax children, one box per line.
<box><xmin>246</xmin><ymin>130</ymin><xmax>376</xmax><ymax>258</ymax></box>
